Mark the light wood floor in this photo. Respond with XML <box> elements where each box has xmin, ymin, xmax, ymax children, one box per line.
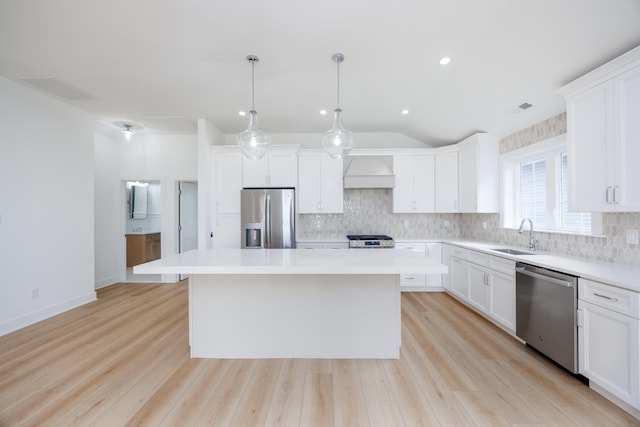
<box><xmin>1</xmin><ymin>282</ymin><xmax>638</xmax><ymax>426</ymax></box>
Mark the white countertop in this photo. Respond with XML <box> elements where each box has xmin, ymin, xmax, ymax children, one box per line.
<box><xmin>134</xmin><ymin>248</ymin><xmax>448</xmax><ymax>276</ymax></box>
<box><xmin>447</xmin><ymin>240</ymin><xmax>640</xmax><ymax>293</ymax></box>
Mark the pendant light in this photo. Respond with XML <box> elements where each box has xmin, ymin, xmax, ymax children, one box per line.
<box><xmin>122</xmin><ymin>123</ymin><xmax>134</xmax><ymax>141</ymax></box>
<box><xmin>237</xmin><ymin>55</ymin><xmax>270</xmax><ymax>159</ymax></box>
<box><xmin>322</xmin><ymin>53</ymin><xmax>354</xmax><ymax>158</ymax></box>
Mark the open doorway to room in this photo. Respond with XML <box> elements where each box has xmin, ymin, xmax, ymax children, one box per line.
<box><xmin>178</xmin><ymin>181</ymin><xmax>198</xmax><ymax>281</ymax></box>
<box><xmin>123</xmin><ymin>180</ymin><xmax>162</xmax><ymax>282</ymax></box>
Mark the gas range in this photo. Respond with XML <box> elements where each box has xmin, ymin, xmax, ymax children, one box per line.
<box><xmin>347</xmin><ymin>234</ymin><xmax>395</xmax><ymax>249</ymax></box>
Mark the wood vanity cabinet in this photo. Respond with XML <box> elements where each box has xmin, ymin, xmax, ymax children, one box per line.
<box><xmin>126</xmin><ymin>233</ymin><xmax>161</xmax><ymax>267</ymax></box>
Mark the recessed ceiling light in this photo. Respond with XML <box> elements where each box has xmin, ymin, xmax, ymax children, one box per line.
<box><xmin>238</xmin><ymin>111</ymin><xmax>246</xmax><ymax>116</ymax></box>
<box><xmin>439</xmin><ymin>57</ymin><xmax>451</xmax><ymax>65</ymax></box>
<box><xmin>401</xmin><ymin>109</ymin><xmax>409</xmax><ymax>115</ymax></box>
<box><xmin>320</xmin><ymin>110</ymin><xmax>327</xmax><ymax>115</ymax></box>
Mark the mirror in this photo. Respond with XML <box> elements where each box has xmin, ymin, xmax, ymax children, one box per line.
<box><xmin>130</xmin><ymin>184</ymin><xmax>148</xmax><ymax>219</ymax></box>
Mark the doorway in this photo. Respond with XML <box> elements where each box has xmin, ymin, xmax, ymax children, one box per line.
<box><xmin>178</xmin><ymin>181</ymin><xmax>198</xmax><ymax>280</ymax></box>
<box><xmin>124</xmin><ymin>180</ymin><xmax>162</xmax><ymax>282</ymax></box>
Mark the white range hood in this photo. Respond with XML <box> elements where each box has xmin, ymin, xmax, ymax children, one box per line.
<box><xmin>343</xmin><ymin>156</ymin><xmax>395</xmax><ymax>189</ymax></box>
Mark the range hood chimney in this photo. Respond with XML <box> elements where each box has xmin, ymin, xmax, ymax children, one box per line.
<box><xmin>343</xmin><ymin>156</ymin><xmax>395</xmax><ymax>188</ymax></box>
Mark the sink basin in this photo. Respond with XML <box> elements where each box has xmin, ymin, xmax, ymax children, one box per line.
<box><xmin>490</xmin><ymin>248</ymin><xmax>536</xmax><ymax>255</ymax></box>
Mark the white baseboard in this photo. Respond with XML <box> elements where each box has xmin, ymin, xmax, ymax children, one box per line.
<box><xmin>0</xmin><ymin>292</ymin><xmax>97</xmax><ymax>336</ymax></box>
<box><xmin>95</xmin><ymin>275</ymin><xmax>119</xmax><ymax>289</ymax></box>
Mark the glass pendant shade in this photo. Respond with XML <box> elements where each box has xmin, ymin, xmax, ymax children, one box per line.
<box><xmin>322</xmin><ymin>108</ymin><xmax>353</xmax><ymax>158</ymax></box>
<box><xmin>237</xmin><ymin>110</ymin><xmax>270</xmax><ymax>159</ymax></box>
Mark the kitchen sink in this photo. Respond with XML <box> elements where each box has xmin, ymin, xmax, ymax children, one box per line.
<box><xmin>490</xmin><ymin>248</ymin><xmax>536</xmax><ymax>255</ymax></box>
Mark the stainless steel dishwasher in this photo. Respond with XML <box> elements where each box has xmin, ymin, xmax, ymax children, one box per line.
<box><xmin>515</xmin><ymin>263</ymin><xmax>579</xmax><ymax>373</ymax></box>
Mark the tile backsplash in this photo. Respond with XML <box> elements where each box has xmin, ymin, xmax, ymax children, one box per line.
<box><xmin>298</xmin><ymin>189</ymin><xmax>461</xmax><ymax>241</ymax></box>
<box><xmin>299</xmin><ymin>113</ymin><xmax>640</xmax><ymax>268</ymax></box>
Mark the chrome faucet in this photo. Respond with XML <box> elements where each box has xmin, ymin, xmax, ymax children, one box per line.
<box><xmin>518</xmin><ymin>218</ymin><xmax>538</xmax><ymax>251</ymax></box>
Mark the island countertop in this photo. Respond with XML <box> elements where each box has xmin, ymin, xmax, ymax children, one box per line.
<box><xmin>134</xmin><ymin>248</ymin><xmax>448</xmax><ymax>275</ymax></box>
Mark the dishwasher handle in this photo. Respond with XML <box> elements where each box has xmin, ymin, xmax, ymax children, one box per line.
<box><xmin>515</xmin><ymin>267</ymin><xmax>574</xmax><ymax>288</ymax></box>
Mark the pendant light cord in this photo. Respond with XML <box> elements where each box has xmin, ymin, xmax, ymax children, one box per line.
<box><xmin>336</xmin><ymin>59</ymin><xmax>340</xmax><ymax>110</ymax></box>
<box><xmin>251</xmin><ymin>58</ymin><xmax>255</xmax><ymax>111</ymax></box>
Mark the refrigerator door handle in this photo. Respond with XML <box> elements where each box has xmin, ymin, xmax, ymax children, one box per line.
<box><xmin>264</xmin><ymin>194</ymin><xmax>271</xmax><ymax>248</ymax></box>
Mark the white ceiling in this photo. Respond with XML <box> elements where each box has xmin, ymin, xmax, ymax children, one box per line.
<box><xmin>1</xmin><ymin>0</ymin><xmax>639</xmax><ymax>147</ymax></box>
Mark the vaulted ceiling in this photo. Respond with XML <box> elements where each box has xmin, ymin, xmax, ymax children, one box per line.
<box><xmin>1</xmin><ymin>0</ymin><xmax>639</xmax><ymax>146</ymax></box>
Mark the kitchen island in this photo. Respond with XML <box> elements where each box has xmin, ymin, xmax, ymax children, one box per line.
<box><xmin>135</xmin><ymin>248</ymin><xmax>447</xmax><ymax>359</ymax></box>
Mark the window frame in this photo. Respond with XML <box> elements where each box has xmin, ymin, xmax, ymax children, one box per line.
<box><xmin>500</xmin><ymin>134</ymin><xmax>602</xmax><ymax>235</ymax></box>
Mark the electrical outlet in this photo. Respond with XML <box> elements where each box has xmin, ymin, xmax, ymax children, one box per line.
<box><xmin>30</xmin><ymin>288</ymin><xmax>39</xmax><ymax>300</ymax></box>
<box><xmin>444</xmin><ymin>220</ymin><xmax>450</xmax><ymax>228</ymax></box>
<box><xmin>626</xmin><ymin>229</ymin><xmax>639</xmax><ymax>245</ymax></box>
<box><xmin>482</xmin><ymin>221</ymin><xmax>487</xmax><ymax>230</ymax></box>
<box><xmin>403</xmin><ymin>219</ymin><xmax>409</xmax><ymax>228</ymax></box>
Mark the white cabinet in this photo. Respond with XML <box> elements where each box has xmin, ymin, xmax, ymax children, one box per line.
<box><xmin>425</xmin><ymin>242</ymin><xmax>442</xmax><ymax>288</ymax></box>
<box><xmin>578</xmin><ymin>278</ymin><xmax>640</xmax><ymax>409</ymax></box>
<box><xmin>562</xmin><ymin>53</ymin><xmax>640</xmax><ymax>212</ymax></box>
<box><xmin>298</xmin><ymin>152</ymin><xmax>343</xmax><ymax>213</ymax></box>
<box><xmin>449</xmin><ymin>247</ymin><xmax>469</xmax><ymax>300</ymax></box>
<box><xmin>393</xmin><ymin>154</ymin><xmax>435</xmax><ymax>213</ymax></box>
<box><xmin>242</xmin><ymin>148</ymin><xmax>298</xmax><ymax>188</ymax></box>
<box><xmin>488</xmin><ymin>257</ymin><xmax>516</xmax><ymax>331</ymax></box>
<box><xmin>457</xmin><ymin>133</ymin><xmax>499</xmax><ymax>213</ymax></box>
<box><xmin>435</xmin><ymin>150</ymin><xmax>459</xmax><ymax>213</ymax></box>
<box><xmin>441</xmin><ymin>244</ymin><xmax>451</xmax><ymax>290</ymax></box>
<box><xmin>395</xmin><ymin>243</ymin><xmax>426</xmax><ymax>290</ymax></box>
<box><xmin>211</xmin><ymin>148</ymin><xmax>243</xmax><ymax>249</ymax></box>
<box><xmin>212</xmin><ymin>149</ymin><xmax>242</xmax><ymax>214</ymax></box>
<box><xmin>446</xmin><ymin>245</ymin><xmax>516</xmax><ymax>333</ymax></box>
<box><xmin>395</xmin><ymin>242</ymin><xmax>443</xmax><ymax>291</ymax></box>
<box><xmin>468</xmin><ymin>263</ymin><xmax>490</xmax><ymax>312</ymax></box>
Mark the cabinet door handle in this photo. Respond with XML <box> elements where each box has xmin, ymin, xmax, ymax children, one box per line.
<box><xmin>613</xmin><ymin>186</ymin><xmax>620</xmax><ymax>204</ymax></box>
<box><xmin>606</xmin><ymin>186</ymin><xmax>613</xmax><ymax>204</ymax></box>
<box><xmin>593</xmin><ymin>292</ymin><xmax>619</xmax><ymax>302</ymax></box>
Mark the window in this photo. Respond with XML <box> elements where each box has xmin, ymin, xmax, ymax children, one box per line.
<box><xmin>501</xmin><ymin>135</ymin><xmax>598</xmax><ymax>234</ymax></box>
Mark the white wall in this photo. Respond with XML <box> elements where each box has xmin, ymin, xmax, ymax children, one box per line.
<box><xmin>197</xmin><ymin>119</ymin><xmax>225</xmax><ymax>250</ymax></box>
<box><xmin>94</xmin><ymin>132</ymin><xmax>197</xmax><ymax>287</ymax></box>
<box><xmin>0</xmin><ymin>76</ymin><xmax>96</xmax><ymax>335</ymax></box>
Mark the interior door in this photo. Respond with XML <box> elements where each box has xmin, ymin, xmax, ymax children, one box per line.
<box><xmin>178</xmin><ymin>181</ymin><xmax>198</xmax><ymax>280</ymax></box>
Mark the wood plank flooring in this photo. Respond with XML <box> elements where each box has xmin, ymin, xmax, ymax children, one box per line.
<box><xmin>0</xmin><ymin>281</ymin><xmax>638</xmax><ymax>426</ymax></box>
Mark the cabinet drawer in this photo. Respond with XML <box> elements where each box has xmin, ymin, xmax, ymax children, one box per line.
<box><xmin>400</xmin><ymin>273</ymin><xmax>426</xmax><ymax>287</ymax></box>
<box><xmin>579</xmin><ymin>278</ymin><xmax>640</xmax><ymax>319</ymax></box>
<box><xmin>489</xmin><ymin>256</ymin><xmax>516</xmax><ymax>276</ymax></box>
<box><xmin>467</xmin><ymin>250</ymin><xmax>489</xmax><ymax>266</ymax></box>
<box><xmin>395</xmin><ymin>243</ymin><xmax>426</xmax><ymax>254</ymax></box>
<box><xmin>450</xmin><ymin>246</ymin><xmax>467</xmax><ymax>260</ymax></box>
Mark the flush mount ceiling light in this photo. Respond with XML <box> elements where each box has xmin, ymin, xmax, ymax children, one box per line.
<box><xmin>439</xmin><ymin>57</ymin><xmax>451</xmax><ymax>65</ymax></box>
<box><xmin>236</xmin><ymin>55</ymin><xmax>270</xmax><ymax>159</ymax></box>
<box><xmin>113</xmin><ymin>121</ymin><xmax>143</xmax><ymax>142</ymax></box>
<box><xmin>322</xmin><ymin>53</ymin><xmax>354</xmax><ymax>159</ymax></box>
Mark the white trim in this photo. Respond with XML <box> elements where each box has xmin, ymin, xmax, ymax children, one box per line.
<box><xmin>0</xmin><ymin>292</ymin><xmax>97</xmax><ymax>336</ymax></box>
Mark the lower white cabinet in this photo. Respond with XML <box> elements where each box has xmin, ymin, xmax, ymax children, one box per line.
<box><xmin>211</xmin><ymin>214</ymin><xmax>240</xmax><ymax>248</ymax></box>
<box><xmin>578</xmin><ymin>278</ymin><xmax>640</xmax><ymax>410</ymax></box>
<box><xmin>447</xmin><ymin>245</ymin><xmax>516</xmax><ymax>333</ymax></box>
<box><xmin>449</xmin><ymin>248</ymin><xmax>469</xmax><ymax>300</ymax></box>
<box><xmin>395</xmin><ymin>242</ymin><xmax>443</xmax><ymax>291</ymax></box>
<box><xmin>468</xmin><ymin>262</ymin><xmax>490</xmax><ymax>312</ymax></box>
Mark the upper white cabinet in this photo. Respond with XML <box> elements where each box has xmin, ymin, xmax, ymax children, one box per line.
<box><xmin>242</xmin><ymin>147</ymin><xmax>298</xmax><ymax>188</ymax></box>
<box><xmin>393</xmin><ymin>154</ymin><xmax>435</xmax><ymax>213</ymax></box>
<box><xmin>457</xmin><ymin>133</ymin><xmax>499</xmax><ymax>213</ymax></box>
<box><xmin>435</xmin><ymin>149</ymin><xmax>459</xmax><ymax>213</ymax></box>
<box><xmin>559</xmin><ymin>47</ymin><xmax>640</xmax><ymax>212</ymax></box>
<box><xmin>298</xmin><ymin>151</ymin><xmax>343</xmax><ymax>214</ymax></box>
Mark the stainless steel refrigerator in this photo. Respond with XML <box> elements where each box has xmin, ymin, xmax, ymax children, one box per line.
<box><xmin>241</xmin><ymin>188</ymin><xmax>296</xmax><ymax>248</ymax></box>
